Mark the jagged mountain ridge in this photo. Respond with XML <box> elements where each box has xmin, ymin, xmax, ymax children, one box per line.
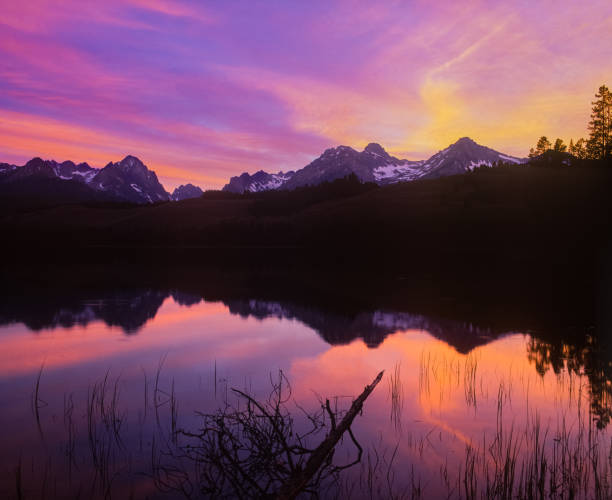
<box><xmin>417</xmin><ymin>137</ymin><xmax>525</xmax><ymax>179</ymax></box>
<box><xmin>89</xmin><ymin>155</ymin><xmax>169</xmax><ymax>203</ymax></box>
<box><xmin>4</xmin><ymin>157</ymin><xmax>97</xmax><ymax>183</ymax></box>
<box><xmin>1</xmin><ymin>137</ymin><xmax>523</xmax><ymax>202</ymax></box>
<box><xmin>0</xmin><ymin>155</ymin><xmax>173</xmax><ymax>204</ymax></box>
<box><xmin>223</xmin><ymin>170</ymin><xmax>295</xmax><ymax>193</ymax></box>
<box><xmin>223</xmin><ymin>137</ymin><xmax>525</xmax><ymax>193</ymax></box>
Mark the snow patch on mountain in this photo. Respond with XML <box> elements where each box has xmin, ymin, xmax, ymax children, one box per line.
<box><xmin>0</xmin><ymin>163</ymin><xmax>17</xmax><ymax>173</ymax></box>
<box><xmin>499</xmin><ymin>154</ymin><xmax>522</xmax><ymax>163</ymax></box>
<box><xmin>373</xmin><ymin>162</ymin><xmax>425</xmax><ymax>182</ymax></box>
<box><xmin>72</xmin><ymin>169</ymin><xmax>98</xmax><ymax>183</ymax></box>
<box><xmin>467</xmin><ymin>160</ymin><xmax>492</xmax><ymax>171</ymax></box>
<box><xmin>223</xmin><ymin>170</ymin><xmax>295</xmax><ymax>193</ymax></box>
<box><xmin>246</xmin><ymin>172</ymin><xmax>292</xmax><ymax>191</ymax></box>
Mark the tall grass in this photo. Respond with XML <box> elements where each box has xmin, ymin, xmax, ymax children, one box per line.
<box><xmin>414</xmin><ymin>348</ymin><xmax>612</xmax><ymax>500</ymax></box>
<box><xmin>11</xmin><ymin>348</ymin><xmax>612</xmax><ymax>499</ymax></box>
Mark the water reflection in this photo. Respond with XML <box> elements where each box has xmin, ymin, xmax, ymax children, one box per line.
<box><xmin>0</xmin><ymin>289</ymin><xmax>508</xmax><ymax>352</ymax></box>
<box><xmin>0</xmin><ymin>276</ymin><xmax>610</xmax><ymax>498</ymax></box>
<box><xmin>0</xmin><ymin>289</ymin><xmax>168</xmax><ymax>333</ymax></box>
<box><xmin>2</xmin><ymin>284</ymin><xmax>611</xmax><ymax>427</ymax></box>
<box><xmin>527</xmin><ymin>336</ymin><xmax>612</xmax><ymax>429</ymax></box>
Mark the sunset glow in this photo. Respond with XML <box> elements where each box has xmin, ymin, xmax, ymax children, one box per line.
<box><xmin>2</xmin><ymin>0</ymin><xmax>611</xmax><ymax>189</ymax></box>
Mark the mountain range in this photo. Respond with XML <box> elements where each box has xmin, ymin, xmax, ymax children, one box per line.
<box><xmin>223</xmin><ymin>137</ymin><xmax>525</xmax><ymax>193</ymax></box>
<box><xmin>0</xmin><ymin>155</ymin><xmax>204</xmax><ymax>205</ymax></box>
<box><xmin>0</xmin><ymin>137</ymin><xmax>524</xmax><ymax>204</ymax></box>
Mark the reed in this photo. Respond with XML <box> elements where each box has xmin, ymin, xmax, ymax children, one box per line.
<box><xmin>16</xmin><ymin>352</ymin><xmax>612</xmax><ymax>499</ymax></box>
<box><xmin>388</xmin><ymin>362</ymin><xmax>404</xmax><ymax>433</ymax></box>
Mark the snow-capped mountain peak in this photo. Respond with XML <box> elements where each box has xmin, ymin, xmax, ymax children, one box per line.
<box><xmin>0</xmin><ymin>155</ymin><xmax>171</xmax><ymax>204</ymax></box>
<box><xmin>221</xmin><ymin>138</ymin><xmax>526</xmax><ymax>193</ymax></box>
<box><xmin>89</xmin><ymin>155</ymin><xmax>169</xmax><ymax>203</ymax></box>
<box><xmin>1</xmin><ymin>139</ymin><xmax>527</xmax><ymax>202</ymax></box>
<box><xmin>417</xmin><ymin>137</ymin><xmax>525</xmax><ymax>179</ymax></box>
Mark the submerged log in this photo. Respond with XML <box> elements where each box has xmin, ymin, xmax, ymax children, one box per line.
<box><xmin>275</xmin><ymin>370</ymin><xmax>384</xmax><ymax>500</ymax></box>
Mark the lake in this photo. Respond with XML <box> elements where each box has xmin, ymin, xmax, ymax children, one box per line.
<box><xmin>0</xmin><ymin>261</ymin><xmax>610</xmax><ymax>499</ymax></box>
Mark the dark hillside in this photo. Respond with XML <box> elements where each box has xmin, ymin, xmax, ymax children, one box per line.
<box><xmin>0</xmin><ymin>177</ymin><xmax>128</xmax><ymax>209</ymax></box>
<box><xmin>1</xmin><ymin>159</ymin><xmax>611</xmax><ymax>272</ymax></box>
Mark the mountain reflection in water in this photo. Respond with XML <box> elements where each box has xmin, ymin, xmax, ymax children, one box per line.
<box><xmin>2</xmin><ymin>278</ymin><xmax>611</xmax><ymax>429</ymax></box>
<box><xmin>0</xmin><ymin>288</ymin><xmax>507</xmax><ymax>352</ymax></box>
<box><xmin>1</xmin><ymin>260</ymin><xmax>611</xmax><ymax>498</ymax></box>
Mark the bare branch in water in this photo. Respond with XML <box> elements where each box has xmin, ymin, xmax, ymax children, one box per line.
<box><xmin>159</xmin><ymin>369</ymin><xmax>384</xmax><ymax>499</ymax></box>
<box><xmin>276</xmin><ymin>370</ymin><xmax>384</xmax><ymax>500</ymax></box>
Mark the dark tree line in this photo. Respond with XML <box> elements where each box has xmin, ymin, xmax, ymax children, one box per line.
<box><xmin>529</xmin><ymin>84</ymin><xmax>611</xmax><ymax>160</ymax></box>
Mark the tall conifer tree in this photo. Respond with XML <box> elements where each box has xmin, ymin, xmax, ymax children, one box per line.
<box><xmin>529</xmin><ymin>136</ymin><xmax>552</xmax><ymax>157</ymax></box>
<box><xmin>587</xmin><ymin>85</ymin><xmax>612</xmax><ymax>160</ymax></box>
<box><xmin>569</xmin><ymin>138</ymin><xmax>587</xmax><ymax>159</ymax></box>
<box><xmin>553</xmin><ymin>138</ymin><xmax>567</xmax><ymax>152</ymax></box>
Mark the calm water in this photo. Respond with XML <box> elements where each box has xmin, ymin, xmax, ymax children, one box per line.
<box><xmin>0</xmin><ymin>283</ymin><xmax>610</xmax><ymax>498</ymax></box>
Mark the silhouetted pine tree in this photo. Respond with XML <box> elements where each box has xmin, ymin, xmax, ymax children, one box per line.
<box><xmin>569</xmin><ymin>138</ymin><xmax>587</xmax><ymax>159</ymax></box>
<box><xmin>529</xmin><ymin>136</ymin><xmax>552</xmax><ymax>157</ymax></box>
<box><xmin>587</xmin><ymin>85</ymin><xmax>612</xmax><ymax>160</ymax></box>
<box><xmin>553</xmin><ymin>138</ymin><xmax>567</xmax><ymax>152</ymax></box>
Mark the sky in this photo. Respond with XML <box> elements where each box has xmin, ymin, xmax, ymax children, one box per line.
<box><xmin>1</xmin><ymin>0</ymin><xmax>611</xmax><ymax>190</ymax></box>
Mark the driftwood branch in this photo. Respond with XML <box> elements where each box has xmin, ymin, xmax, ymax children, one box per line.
<box><xmin>158</xmin><ymin>369</ymin><xmax>384</xmax><ymax>498</ymax></box>
<box><xmin>275</xmin><ymin>370</ymin><xmax>384</xmax><ymax>500</ymax></box>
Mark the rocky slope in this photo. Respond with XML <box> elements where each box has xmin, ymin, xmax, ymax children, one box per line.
<box><xmin>88</xmin><ymin>155</ymin><xmax>169</xmax><ymax>203</ymax></box>
<box><xmin>171</xmin><ymin>183</ymin><xmax>204</xmax><ymax>201</ymax></box>
<box><xmin>223</xmin><ymin>170</ymin><xmax>295</xmax><ymax>193</ymax></box>
<box><xmin>222</xmin><ymin>137</ymin><xmax>525</xmax><ymax>192</ymax></box>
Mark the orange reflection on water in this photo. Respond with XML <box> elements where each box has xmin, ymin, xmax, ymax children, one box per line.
<box><xmin>0</xmin><ymin>299</ymin><xmax>229</xmax><ymax>376</ymax></box>
<box><xmin>287</xmin><ymin>327</ymin><xmax>593</xmax><ymax>469</ymax></box>
<box><xmin>1</xmin><ymin>295</ymin><xmax>608</xmax><ymax>498</ymax></box>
